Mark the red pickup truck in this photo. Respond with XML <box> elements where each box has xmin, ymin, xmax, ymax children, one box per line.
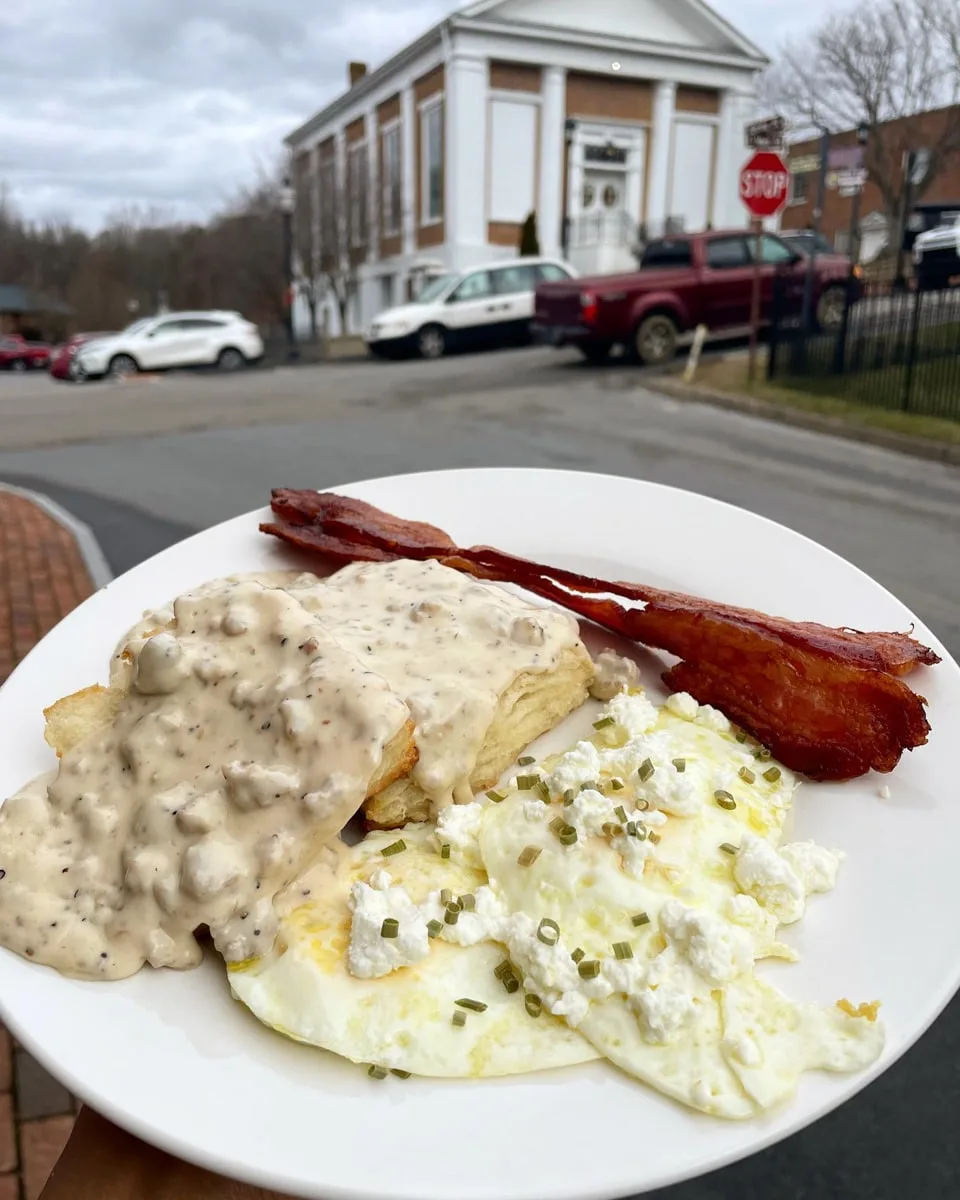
<box><xmin>534</xmin><ymin>229</ymin><xmax>859</xmax><ymax>365</ymax></box>
<box><xmin>0</xmin><ymin>334</ymin><xmax>52</xmax><ymax>371</ymax></box>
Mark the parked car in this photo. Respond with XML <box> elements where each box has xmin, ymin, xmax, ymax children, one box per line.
<box><xmin>49</xmin><ymin>331</ymin><xmax>117</xmax><ymax>381</ymax></box>
<box><xmin>0</xmin><ymin>334</ymin><xmax>52</xmax><ymax>372</ymax></box>
<box><xmin>912</xmin><ymin>217</ymin><xmax>960</xmax><ymax>290</ymax></box>
<box><xmin>75</xmin><ymin>311</ymin><xmax>264</xmax><ymax>379</ymax></box>
<box><xmin>365</xmin><ymin>258</ymin><xmax>578</xmax><ymax>359</ymax></box>
<box><xmin>533</xmin><ymin>230</ymin><xmax>859</xmax><ymax>366</ymax></box>
<box><xmin>779</xmin><ymin>230</ymin><xmax>837</xmax><ymax>258</ymax></box>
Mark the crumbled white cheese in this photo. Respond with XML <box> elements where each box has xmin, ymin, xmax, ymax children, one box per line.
<box><xmin>368</xmin><ymin>868</ymin><xmax>392</xmax><ymax>891</ymax></box>
<box><xmin>606</xmin><ymin>691</ymin><xmax>659</xmax><ymax>738</ymax></box>
<box><xmin>631</xmin><ymin>977</ymin><xmax>697</xmax><ymax>1043</ymax></box>
<box><xmin>659</xmin><ymin>899</ymin><xmax>753</xmax><ymax>984</ymax></box>
<box><xmin>733</xmin><ymin>834</ymin><xmax>806</xmax><ymax>924</ymax></box>
<box><xmin>697</xmin><ymin>704</ymin><xmax>731</xmax><ymax>734</ymax></box>
<box><xmin>434</xmin><ymin>800</ymin><xmax>485</xmax><ymax>866</ymax></box>
<box><xmin>564</xmin><ymin>788</ymin><xmax>613</xmax><ymax>838</ymax></box>
<box><xmin>347</xmin><ymin>881</ymin><xmax>430</xmax><ymax>979</ymax></box>
<box><xmin>498</xmin><ymin>912</ymin><xmax>612</xmax><ymax>1028</ymax></box>
<box><xmin>589</xmin><ymin>650</ymin><xmax>641</xmax><ymax>701</ymax></box>
<box><xmin>546</xmin><ymin>740</ymin><xmax>604</xmax><ymax>794</ymax></box>
<box><xmin>877</xmin><ymin>784</ymin><xmax>892</xmax><ymax>800</ymax></box>
<box><xmin>421</xmin><ymin>885</ymin><xmax>505</xmax><ymax>948</ymax></box>
<box><xmin>665</xmin><ymin>692</ymin><xmax>699</xmax><ymax>721</ymax></box>
<box><xmin>523</xmin><ymin>799</ymin><xmax>549</xmax><ymax>822</ymax></box>
<box><xmin>779</xmin><ymin>841</ymin><xmax>843</xmax><ymax>895</ymax></box>
<box><xmin>612</xmin><ymin>832</ymin><xmax>657</xmax><ymax>880</ymax></box>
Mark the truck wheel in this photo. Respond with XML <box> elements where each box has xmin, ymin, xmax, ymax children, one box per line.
<box><xmin>418</xmin><ymin>325</ymin><xmax>447</xmax><ymax>359</ymax></box>
<box><xmin>10</xmin><ymin>359</ymin><xmax>26</xmax><ymax>373</ymax></box>
<box><xmin>578</xmin><ymin>343</ymin><xmax>612</xmax><ymax>364</ymax></box>
<box><xmin>633</xmin><ymin>314</ymin><xmax>678</xmax><ymax>366</ymax></box>
<box><xmin>815</xmin><ymin>286</ymin><xmax>846</xmax><ymax>331</ymax></box>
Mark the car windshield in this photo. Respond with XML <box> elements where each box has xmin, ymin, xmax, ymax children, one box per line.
<box><xmin>120</xmin><ymin>317</ymin><xmax>152</xmax><ymax>336</ymax></box>
<box><xmin>416</xmin><ymin>275</ymin><xmax>457</xmax><ymax>303</ymax></box>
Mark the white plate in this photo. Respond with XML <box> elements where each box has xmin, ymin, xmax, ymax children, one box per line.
<box><xmin>0</xmin><ymin>468</ymin><xmax>956</xmax><ymax>1200</ymax></box>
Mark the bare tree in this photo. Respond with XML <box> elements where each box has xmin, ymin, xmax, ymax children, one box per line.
<box><xmin>313</xmin><ymin>142</ymin><xmax>373</xmax><ymax>336</ymax></box>
<box><xmin>766</xmin><ymin>0</ymin><xmax>960</xmax><ymax>220</ymax></box>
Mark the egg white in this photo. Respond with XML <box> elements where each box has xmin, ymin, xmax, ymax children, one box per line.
<box><xmin>227</xmin><ymin>825</ymin><xmax>599</xmax><ymax>1077</ymax></box>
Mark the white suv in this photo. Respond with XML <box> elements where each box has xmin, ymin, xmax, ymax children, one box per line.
<box><xmin>76</xmin><ymin>311</ymin><xmax>264</xmax><ymax>379</ymax></box>
<box><xmin>366</xmin><ymin>258</ymin><xmax>577</xmax><ymax>359</ymax></box>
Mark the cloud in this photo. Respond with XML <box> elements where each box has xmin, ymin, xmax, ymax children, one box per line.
<box><xmin>0</xmin><ymin>0</ymin><xmax>832</xmax><ymax>231</ymax></box>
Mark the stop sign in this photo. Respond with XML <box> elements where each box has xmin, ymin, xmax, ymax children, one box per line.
<box><xmin>739</xmin><ymin>151</ymin><xmax>791</xmax><ymax>218</ymax></box>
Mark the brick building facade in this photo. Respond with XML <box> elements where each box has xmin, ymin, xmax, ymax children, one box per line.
<box><xmin>781</xmin><ymin>104</ymin><xmax>960</xmax><ymax>261</ymax></box>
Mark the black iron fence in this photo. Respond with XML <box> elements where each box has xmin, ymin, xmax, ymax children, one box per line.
<box><xmin>768</xmin><ymin>277</ymin><xmax>960</xmax><ymax>422</ymax></box>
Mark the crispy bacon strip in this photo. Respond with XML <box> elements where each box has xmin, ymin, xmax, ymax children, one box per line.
<box><xmin>261</xmin><ymin>489</ymin><xmax>940</xmax><ymax>782</ymax></box>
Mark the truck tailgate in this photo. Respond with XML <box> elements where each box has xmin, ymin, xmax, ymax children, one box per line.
<box><xmin>534</xmin><ymin>282</ymin><xmax>583</xmax><ymax>326</ymax></box>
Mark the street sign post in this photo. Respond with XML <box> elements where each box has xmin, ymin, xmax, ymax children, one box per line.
<box><xmin>740</xmin><ymin>151</ymin><xmax>792</xmax><ymax>382</ymax></box>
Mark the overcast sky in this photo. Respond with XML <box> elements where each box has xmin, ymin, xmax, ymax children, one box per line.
<box><xmin>0</xmin><ymin>0</ymin><xmax>836</xmax><ymax>231</ymax></box>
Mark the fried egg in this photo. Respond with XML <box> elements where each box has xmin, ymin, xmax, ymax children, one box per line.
<box><xmin>227</xmin><ymin>825</ymin><xmax>598</xmax><ymax>1077</ymax></box>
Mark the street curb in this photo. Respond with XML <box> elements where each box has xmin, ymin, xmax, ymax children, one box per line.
<box><xmin>0</xmin><ymin>483</ymin><xmax>114</xmax><ymax>589</ymax></box>
<box><xmin>648</xmin><ymin>376</ymin><xmax>960</xmax><ymax>467</ymax></box>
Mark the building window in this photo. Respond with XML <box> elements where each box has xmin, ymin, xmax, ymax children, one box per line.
<box><xmin>348</xmin><ymin>141</ymin><xmax>368</xmax><ymax>249</ymax></box>
<box><xmin>317</xmin><ymin>155</ymin><xmax>337</xmax><ymax>265</ymax></box>
<box><xmin>382</xmin><ymin>123</ymin><xmax>401</xmax><ymax>237</ymax></box>
<box><xmin>790</xmin><ymin>173</ymin><xmax>810</xmax><ymax>205</ymax></box>
<box><xmin>421</xmin><ymin>99</ymin><xmax>444</xmax><ymax>223</ymax></box>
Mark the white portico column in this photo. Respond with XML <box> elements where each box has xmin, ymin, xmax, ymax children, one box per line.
<box><xmin>446</xmin><ymin>52</ymin><xmax>489</xmax><ymax>267</ymax></box>
<box><xmin>539</xmin><ymin>65</ymin><xmax>567</xmax><ymax>257</ymax></box>
<box><xmin>646</xmin><ymin>79</ymin><xmax>676</xmax><ymax>234</ymax></box>
<box><xmin>714</xmin><ymin>88</ymin><xmax>755</xmax><ymax>228</ymax></box>
<box><xmin>400</xmin><ymin>85</ymin><xmax>416</xmax><ymax>257</ymax></box>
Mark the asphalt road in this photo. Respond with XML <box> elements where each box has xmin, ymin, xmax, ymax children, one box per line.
<box><xmin>1</xmin><ymin>350</ymin><xmax>959</xmax><ymax>1200</ymax></box>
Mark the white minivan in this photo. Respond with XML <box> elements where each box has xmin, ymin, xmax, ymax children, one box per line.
<box><xmin>366</xmin><ymin>258</ymin><xmax>577</xmax><ymax>359</ymax></box>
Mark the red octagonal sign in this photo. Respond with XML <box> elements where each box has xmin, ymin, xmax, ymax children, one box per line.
<box><xmin>739</xmin><ymin>150</ymin><xmax>791</xmax><ymax>218</ymax></box>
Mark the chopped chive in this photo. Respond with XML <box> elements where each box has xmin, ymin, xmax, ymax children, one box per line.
<box><xmin>537</xmin><ymin>917</ymin><xmax>560</xmax><ymax>946</ymax></box>
<box><xmin>536</xmin><ymin>781</ymin><xmax>551</xmax><ymax>803</ymax></box>
<box><xmin>720</xmin><ymin>842</ymin><xmax>738</xmax><ymax>856</ymax></box>
<box><xmin>518</xmin><ymin>846</ymin><xmax>542</xmax><ymax>867</ymax></box>
<box><xmin>763</xmin><ymin>766</ymin><xmax>782</xmax><ymax>783</ymax></box>
<box><xmin>518</xmin><ymin>755</ymin><xmax>536</xmax><ymax>766</ymax></box>
<box><xmin>440</xmin><ymin>888</ymin><xmax>452</xmax><ymax>906</ymax></box>
<box><xmin>563</xmin><ymin>788</ymin><xmax>576</xmax><ymax>806</ymax></box>
<box><xmin>580</xmin><ymin>780</ymin><xmax>600</xmax><ymax>793</ymax></box>
<box><xmin>550</xmin><ymin>815</ymin><xmax>566</xmax><ymax>835</ymax></box>
<box><xmin>427</xmin><ymin>919</ymin><xmax>443</xmax><ymax>938</ymax></box>
<box><xmin>367</xmin><ymin>1064</ymin><xmax>388</xmax><ymax>1079</ymax></box>
<box><xmin>593</xmin><ymin>716</ymin><xmax>616</xmax><ymax>730</ymax></box>
<box><xmin>452</xmin><ymin>1011</ymin><xmax>467</xmax><ymax>1027</ymax></box>
<box><xmin>571</xmin><ymin>947</ymin><xmax>585</xmax><ymax>964</ymax></box>
<box><xmin>637</xmin><ymin>758</ymin><xmax>655</xmax><ymax>782</ymax></box>
<box><xmin>456</xmin><ymin>998</ymin><xmax>488</xmax><ymax>1012</ymax></box>
<box><xmin>390</xmin><ymin>1069</ymin><xmax>411</xmax><ymax>1079</ymax></box>
<box><xmin>444</xmin><ymin>904</ymin><xmax>460</xmax><ymax>925</ymax></box>
<box><xmin>714</xmin><ymin>790</ymin><xmax>737</xmax><ymax>811</ymax></box>
<box><xmin>614</xmin><ymin>805</ymin><xmax>628</xmax><ymax>823</ymax></box>
<box><xmin>440</xmin><ymin>842</ymin><xmax>451</xmax><ymax>859</ymax></box>
<box><xmin>502</xmin><ymin>972</ymin><xmax>520</xmax><ymax>994</ymax></box>
<box><xmin>525</xmin><ymin>994</ymin><xmax>543</xmax><ymax>1018</ymax></box>
<box><xmin>380</xmin><ymin>918</ymin><xmax>400</xmax><ymax>939</ymax></box>
<box><xmin>578</xmin><ymin>959</ymin><xmax>601</xmax><ymax>980</ymax></box>
<box><xmin>486</xmin><ymin>789</ymin><xmax>506</xmax><ymax>803</ymax></box>
<box><xmin>610</xmin><ymin>778</ymin><xmax>624</xmax><ymax>791</ymax></box>
<box><xmin>631</xmin><ymin>912</ymin><xmax>650</xmax><ymax>927</ymax></box>
<box><xmin>635</xmin><ymin>824</ymin><xmax>648</xmax><ymax>841</ymax></box>
<box><xmin>494</xmin><ymin>959</ymin><xmax>513</xmax><ymax>980</ymax></box>
<box><xmin>613</xmin><ymin>941</ymin><xmax>633</xmax><ymax>960</ymax></box>
<box><xmin>635</xmin><ymin>798</ymin><xmax>650</xmax><ymax>812</ymax></box>
<box><xmin>738</xmin><ymin>767</ymin><xmax>756</xmax><ymax>784</ymax></box>
<box><xmin>626</xmin><ymin>821</ymin><xmax>637</xmax><ymax>837</ymax></box>
<box><xmin>754</xmin><ymin>747</ymin><xmax>772</xmax><ymax>761</ymax></box>
<box><xmin>736</xmin><ymin>731</ymin><xmax>748</xmax><ymax>743</ymax></box>
<box><xmin>648</xmin><ymin>831</ymin><xmax>661</xmax><ymax>845</ymax></box>
<box><xmin>382</xmin><ymin>840</ymin><xmax>406</xmax><ymax>856</ymax></box>
<box><xmin>601</xmin><ymin>822</ymin><xmax>623</xmax><ymax>838</ymax></box>
<box><xmin>516</xmin><ymin>774</ymin><xmax>540</xmax><ymax>791</ymax></box>
<box><xmin>459</xmin><ymin>893</ymin><xmax>476</xmax><ymax>912</ymax></box>
<box><xmin>558</xmin><ymin>825</ymin><xmax>578</xmax><ymax>847</ymax></box>
<box><xmin>672</xmin><ymin>758</ymin><xmax>687</xmax><ymax>773</ymax></box>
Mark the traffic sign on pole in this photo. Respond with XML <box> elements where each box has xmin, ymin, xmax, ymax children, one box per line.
<box><xmin>739</xmin><ymin>151</ymin><xmax>792</xmax><ymax>219</ymax></box>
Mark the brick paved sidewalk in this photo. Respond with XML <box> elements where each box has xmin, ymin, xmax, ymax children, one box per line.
<box><xmin>0</xmin><ymin>486</ymin><xmax>99</xmax><ymax>1200</ymax></box>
